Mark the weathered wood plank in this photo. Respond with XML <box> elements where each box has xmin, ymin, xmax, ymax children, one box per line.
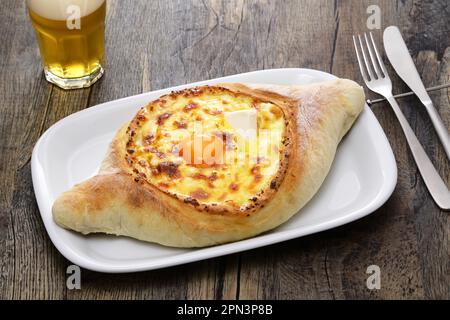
<box><xmin>0</xmin><ymin>0</ymin><xmax>56</xmax><ymax>299</ymax></box>
<box><xmin>66</xmin><ymin>255</ymin><xmax>239</xmax><ymax>300</ymax></box>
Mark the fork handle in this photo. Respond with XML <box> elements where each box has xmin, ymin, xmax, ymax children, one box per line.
<box><xmin>386</xmin><ymin>96</ymin><xmax>450</xmax><ymax>210</ymax></box>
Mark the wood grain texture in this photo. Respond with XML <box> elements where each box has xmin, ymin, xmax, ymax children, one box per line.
<box><xmin>0</xmin><ymin>0</ymin><xmax>448</xmax><ymax>300</ymax></box>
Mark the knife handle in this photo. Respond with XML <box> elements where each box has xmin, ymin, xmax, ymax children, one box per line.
<box><xmin>386</xmin><ymin>96</ymin><xmax>450</xmax><ymax>210</ymax></box>
<box><xmin>423</xmin><ymin>101</ymin><xmax>450</xmax><ymax>160</ymax></box>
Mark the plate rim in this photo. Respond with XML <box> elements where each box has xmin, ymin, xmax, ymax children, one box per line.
<box><xmin>31</xmin><ymin>68</ymin><xmax>398</xmax><ymax>273</ymax></box>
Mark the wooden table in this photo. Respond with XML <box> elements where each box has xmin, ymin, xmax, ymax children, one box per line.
<box><xmin>1</xmin><ymin>0</ymin><xmax>448</xmax><ymax>300</ymax></box>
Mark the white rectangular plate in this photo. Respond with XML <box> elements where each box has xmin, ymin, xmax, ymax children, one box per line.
<box><xmin>32</xmin><ymin>68</ymin><xmax>397</xmax><ymax>273</ymax></box>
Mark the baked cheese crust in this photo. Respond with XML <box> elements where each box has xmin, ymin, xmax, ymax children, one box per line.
<box><xmin>124</xmin><ymin>86</ymin><xmax>289</xmax><ymax>214</ymax></box>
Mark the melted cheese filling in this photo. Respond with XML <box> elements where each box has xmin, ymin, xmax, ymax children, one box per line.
<box><xmin>131</xmin><ymin>88</ymin><xmax>285</xmax><ymax>210</ymax></box>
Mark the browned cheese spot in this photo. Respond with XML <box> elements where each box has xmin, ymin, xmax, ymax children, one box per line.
<box><xmin>190</xmin><ymin>188</ymin><xmax>210</xmax><ymax>200</ymax></box>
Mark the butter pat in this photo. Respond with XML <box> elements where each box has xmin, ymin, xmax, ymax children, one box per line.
<box><xmin>224</xmin><ymin>109</ymin><xmax>257</xmax><ymax>140</ymax></box>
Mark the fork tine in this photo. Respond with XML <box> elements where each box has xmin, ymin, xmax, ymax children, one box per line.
<box><xmin>364</xmin><ymin>33</ymin><xmax>383</xmax><ymax>79</ymax></box>
<box><xmin>357</xmin><ymin>34</ymin><xmax>375</xmax><ymax>80</ymax></box>
<box><xmin>352</xmin><ymin>35</ymin><xmax>369</xmax><ymax>82</ymax></box>
<box><xmin>369</xmin><ymin>32</ymin><xmax>388</xmax><ymax>76</ymax></box>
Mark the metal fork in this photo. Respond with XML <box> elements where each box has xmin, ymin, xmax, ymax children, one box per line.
<box><xmin>353</xmin><ymin>32</ymin><xmax>450</xmax><ymax>210</ymax></box>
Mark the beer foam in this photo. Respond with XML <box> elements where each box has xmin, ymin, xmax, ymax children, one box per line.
<box><xmin>27</xmin><ymin>0</ymin><xmax>105</xmax><ymax>21</ymax></box>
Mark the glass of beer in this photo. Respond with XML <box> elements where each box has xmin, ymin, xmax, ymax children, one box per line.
<box><xmin>26</xmin><ymin>0</ymin><xmax>106</xmax><ymax>90</ymax></box>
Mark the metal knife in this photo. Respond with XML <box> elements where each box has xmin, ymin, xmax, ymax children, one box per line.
<box><xmin>383</xmin><ymin>26</ymin><xmax>450</xmax><ymax>160</ymax></box>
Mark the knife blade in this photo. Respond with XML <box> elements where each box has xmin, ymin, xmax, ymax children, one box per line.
<box><xmin>383</xmin><ymin>26</ymin><xmax>450</xmax><ymax>160</ymax></box>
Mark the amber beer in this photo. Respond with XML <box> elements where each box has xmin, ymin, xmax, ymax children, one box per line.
<box><xmin>27</xmin><ymin>0</ymin><xmax>106</xmax><ymax>89</ymax></box>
